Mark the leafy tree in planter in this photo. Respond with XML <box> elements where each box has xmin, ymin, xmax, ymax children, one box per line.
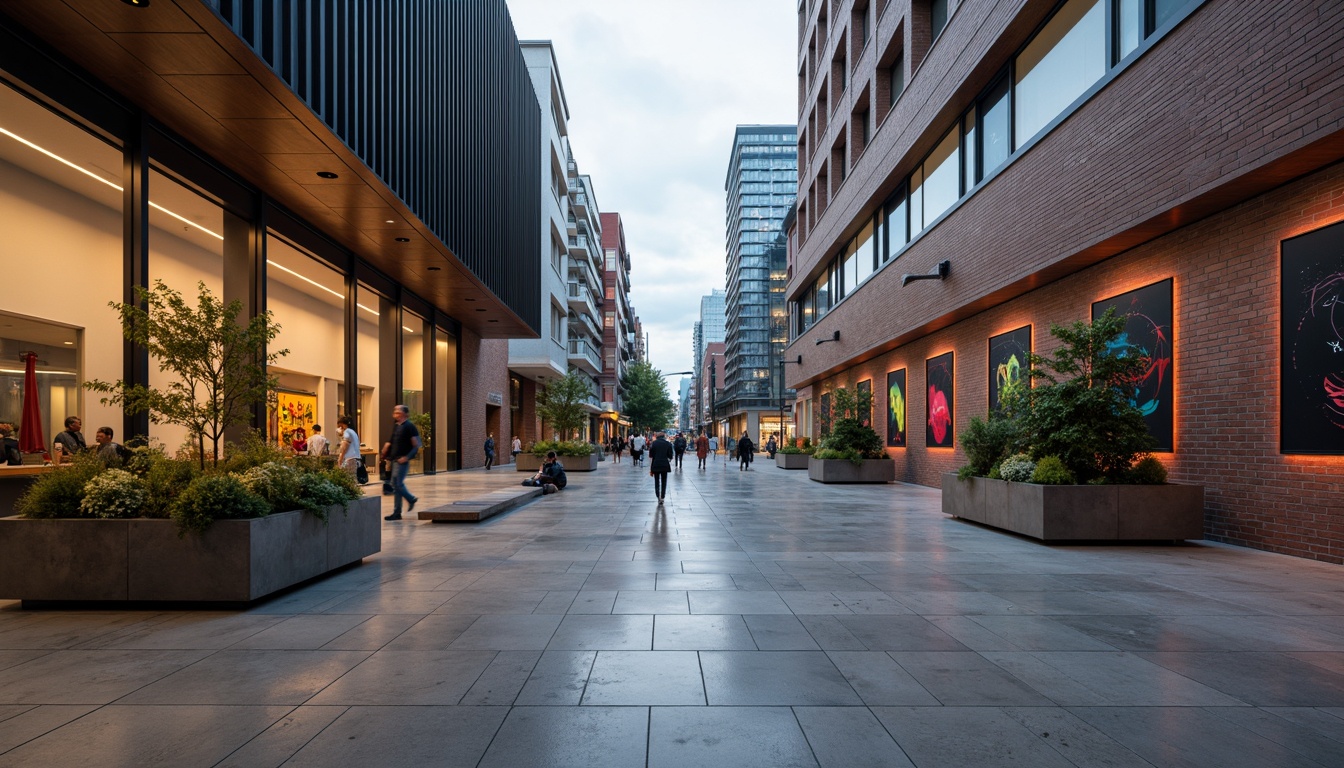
<box><xmin>536</xmin><ymin>370</ymin><xmax>592</xmax><ymax>440</ymax></box>
<box><xmin>86</xmin><ymin>281</ymin><xmax>287</xmax><ymax>470</ymax></box>
<box><xmin>1004</xmin><ymin>308</ymin><xmax>1154</xmax><ymax>483</ymax></box>
<box><xmin>621</xmin><ymin>361</ymin><xmax>674</xmax><ymax>433</ymax></box>
<box><xmin>816</xmin><ymin>386</ymin><xmax>884</xmax><ymax>463</ymax></box>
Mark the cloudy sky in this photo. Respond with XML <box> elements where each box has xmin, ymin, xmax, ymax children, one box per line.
<box><xmin>504</xmin><ymin>0</ymin><xmax>797</xmax><ymax>380</ymax></box>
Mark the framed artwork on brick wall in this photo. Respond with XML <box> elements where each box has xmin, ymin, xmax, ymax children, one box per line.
<box><xmin>1282</xmin><ymin>220</ymin><xmax>1344</xmax><ymax>454</ymax></box>
<box><xmin>857</xmin><ymin>379</ymin><xmax>872</xmax><ymax>427</ymax></box>
<box><xmin>988</xmin><ymin>325</ymin><xmax>1031</xmax><ymax>414</ymax></box>
<box><xmin>926</xmin><ymin>352</ymin><xmax>955</xmax><ymax>448</ymax></box>
<box><xmin>886</xmin><ymin>369</ymin><xmax>906</xmax><ymax>447</ymax></box>
<box><xmin>1092</xmin><ymin>279</ymin><xmax>1174</xmax><ymax>452</ymax></box>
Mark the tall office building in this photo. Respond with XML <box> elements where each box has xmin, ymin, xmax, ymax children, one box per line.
<box><xmin>788</xmin><ymin>0</ymin><xmax>1344</xmax><ymax>562</ymax></box>
<box><xmin>691</xmin><ymin>289</ymin><xmax>727</xmax><ymax>431</ymax></box>
<box><xmin>721</xmin><ymin>126</ymin><xmax>797</xmax><ymax>443</ymax></box>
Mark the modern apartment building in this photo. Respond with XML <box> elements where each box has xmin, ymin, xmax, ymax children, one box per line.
<box><xmin>599</xmin><ymin>211</ymin><xmax>637</xmax><ymax>438</ymax></box>
<box><xmin>787</xmin><ymin>0</ymin><xmax>1344</xmax><ymax>562</ymax></box>
<box><xmin>722</xmin><ymin>126</ymin><xmax>798</xmax><ymax>444</ymax></box>
<box><xmin>691</xmin><ymin>289</ymin><xmax>727</xmax><ymax>432</ymax></box>
<box><xmin>0</xmin><ymin>0</ymin><xmax>544</xmax><ymax>473</ymax></box>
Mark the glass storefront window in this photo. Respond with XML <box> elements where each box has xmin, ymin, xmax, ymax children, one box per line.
<box><xmin>1014</xmin><ymin>0</ymin><xmax>1105</xmax><ymax>149</ymax></box>
<box><xmin>0</xmin><ymin>81</ymin><xmax>122</xmax><ymax>446</ymax></box>
<box><xmin>402</xmin><ymin>311</ymin><xmax>425</xmax><ymax>475</ymax></box>
<box><xmin>436</xmin><ymin>329</ymin><xmax>459</xmax><ymax>471</ymax></box>
<box><xmin>356</xmin><ymin>284</ymin><xmax>383</xmax><ymax>462</ymax></box>
<box><xmin>266</xmin><ymin>236</ymin><xmax>344</xmax><ymax>456</ymax></box>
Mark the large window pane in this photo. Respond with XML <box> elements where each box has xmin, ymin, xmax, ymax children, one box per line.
<box><xmin>1014</xmin><ymin>0</ymin><xmax>1105</xmax><ymax>148</ymax></box>
<box><xmin>855</xmin><ymin>217</ymin><xmax>875</xmax><ymax>284</ymax></box>
<box><xmin>356</xmin><ymin>284</ymin><xmax>383</xmax><ymax>463</ymax></box>
<box><xmin>436</xmin><ymin>329</ymin><xmax>459</xmax><ymax>471</ymax></box>
<box><xmin>0</xmin><ymin>81</ymin><xmax>122</xmax><ymax>447</ymax></box>
<box><xmin>816</xmin><ymin>270</ymin><xmax>830</xmax><ymax>316</ymax></box>
<box><xmin>908</xmin><ymin>166</ymin><xmax>924</xmax><ymax>237</ymax></box>
<box><xmin>401</xmin><ymin>311</ymin><xmax>425</xmax><ymax>475</ymax></box>
<box><xmin>1151</xmin><ymin>0</ymin><xmax>1183</xmax><ymax>32</ymax></box>
<box><xmin>921</xmin><ymin>127</ymin><xmax>961</xmax><ymax>227</ymax></box>
<box><xmin>884</xmin><ymin>189</ymin><xmax>907</xmax><ymax>261</ymax></box>
<box><xmin>1118</xmin><ymin>0</ymin><xmax>1142</xmax><ymax>59</ymax></box>
<box><xmin>841</xmin><ymin>239</ymin><xmax>858</xmax><ymax>299</ymax></box>
<box><xmin>980</xmin><ymin>76</ymin><xmax>1011</xmax><ymax>179</ymax></box>
<box><xmin>963</xmin><ymin>106</ymin><xmax>977</xmax><ymax>192</ymax></box>
<box><xmin>266</xmin><ymin>237</ymin><xmax>344</xmax><ymax>456</ymax></box>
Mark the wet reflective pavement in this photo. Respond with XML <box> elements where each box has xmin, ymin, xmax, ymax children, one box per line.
<box><xmin>2</xmin><ymin>455</ymin><xmax>1344</xmax><ymax>766</ymax></box>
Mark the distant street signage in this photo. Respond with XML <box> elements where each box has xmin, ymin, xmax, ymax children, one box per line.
<box><xmin>487</xmin><ymin>391</ymin><xmax>504</xmax><ymax>406</ymax></box>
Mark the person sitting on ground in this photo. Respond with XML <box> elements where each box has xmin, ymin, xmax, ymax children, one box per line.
<box><xmin>522</xmin><ymin>450</ymin><xmax>568</xmax><ymax>493</ymax></box>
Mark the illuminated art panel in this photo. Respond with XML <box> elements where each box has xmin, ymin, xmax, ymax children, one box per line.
<box><xmin>988</xmin><ymin>326</ymin><xmax>1031</xmax><ymax>414</ymax></box>
<box><xmin>1282</xmin><ymin>220</ymin><xmax>1344</xmax><ymax>455</ymax></box>
<box><xmin>887</xmin><ymin>369</ymin><xmax>906</xmax><ymax>447</ymax></box>
<box><xmin>1093</xmin><ymin>279</ymin><xmax>1174</xmax><ymax>452</ymax></box>
<box><xmin>926</xmin><ymin>352</ymin><xmax>955</xmax><ymax>448</ymax></box>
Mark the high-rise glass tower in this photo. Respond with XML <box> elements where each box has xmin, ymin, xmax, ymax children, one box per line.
<box><xmin>722</xmin><ymin>125</ymin><xmax>797</xmax><ymax>442</ymax></box>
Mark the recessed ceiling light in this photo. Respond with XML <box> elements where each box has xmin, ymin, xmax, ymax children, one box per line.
<box><xmin>63</xmin><ymin>341</ymin><xmax>74</xmax><ymax>345</ymax></box>
<box><xmin>465</xmin><ymin>298</ymin><xmax>477</xmax><ymax>302</ymax></box>
<box><xmin>476</xmin><ymin>308</ymin><xmax>486</xmax><ymax>312</ymax></box>
<box><xmin>427</xmin><ymin>266</ymin><xmax>441</xmax><ymax>271</ymax></box>
<box><xmin>394</xmin><ymin>237</ymin><xmax>410</xmax><ymax>242</ymax></box>
<box><xmin>385</xmin><ymin>220</ymin><xmax>395</xmax><ymax>224</ymax></box>
<box><xmin>316</xmin><ymin>171</ymin><xmax>339</xmax><ymax>179</ymax></box>
<box><xmin>488</xmin><ymin>319</ymin><xmax>499</xmax><ymax>323</ymax></box>
<box><xmin>121</xmin><ymin>0</ymin><xmax>150</xmax><ymax>6</ymax></box>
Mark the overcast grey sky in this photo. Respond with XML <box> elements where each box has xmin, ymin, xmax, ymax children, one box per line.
<box><xmin>504</xmin><ymin>0</ymin><xmax>796</xmax><ymax>380</ymax></box>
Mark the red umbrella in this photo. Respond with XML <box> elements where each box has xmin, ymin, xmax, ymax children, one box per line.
<box><xmin>19</xmin><ymin>352</ymin><xmax>45</xmax><ymax>454</ymax></box>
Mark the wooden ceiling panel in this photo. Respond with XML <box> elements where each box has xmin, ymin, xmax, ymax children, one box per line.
<box><xmin>328</xmin><ymin>206</ymin><xmax>415</xmax><ymax>229</ymax></box>
<box><xmin>108</xmin><ymin>33</ymin><xmax>245</xmax><ymax>75</ymax></box>
<box><xmin>217</xmin><ymin>118</ymin><xmax>330</xmax><ymax>154</ymax></box>
<box><xmin>162</xmin><ymin>75</ymin><xmax>289</xmax><ymax>118</ymax></box>
<box><xmin>302</xmin><ymin>182</ymin><xmax>396</xmax><ymax>209</ymax></box>
<box><xmin>67</xmin><ymin>0</ymin><xmax>201</xmax><ymax>33</ymax></box>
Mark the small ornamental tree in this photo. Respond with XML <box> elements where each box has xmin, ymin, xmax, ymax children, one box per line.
<box><xmin>86</xmin><ymin>280</ymin><xmax>287</xmax><ymax>470</ymax></box>
<box><xmin>816</xmin><ymin>386</ymin><xmax>884</xmax><ymax>463</ymax></box>
<box><xmin>621</xmin><ymin>361</ymin><xmax>674</xmax><ymax>433</ymax></box>
<box><xmin>1004</xmin><ymin>308</ymin><xmax>1155</xmax><ymax>483</ymax></box>
<box><xmin>537</xmin><ymin>370</ymin><xmax>593</xmax><ymax>440</ymax></box>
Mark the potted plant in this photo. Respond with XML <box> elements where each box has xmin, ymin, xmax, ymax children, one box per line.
<box><xmin>943</xmin><ymin>309</ymin><xmax>1203</xmax><ymax>541</ymax></box>
<box><xmin>776</xmin><ymin>436</ymin><xmax>813</xmax><ymax>469</ymax></box>
<box><xmin>0</xmin><ymin>282</ymin><xmax>381</xmax><ymax>604</ymax></box>
<box><xmin>808</xmin><ymin>387</ymin><xmax>894</xmax><ymax>483</ymax></box>
<box><xmin>519</xmin><ymin>439</ymin><xmax>598</xmax><ymax>472</ymax></box>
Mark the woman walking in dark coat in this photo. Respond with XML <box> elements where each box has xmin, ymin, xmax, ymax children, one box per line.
<box><xmin>736</xmin><ymin>431</ymin><xmax>755</xmax><ymax>471</ymax></box>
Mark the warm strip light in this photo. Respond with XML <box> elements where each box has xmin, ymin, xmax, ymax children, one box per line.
<box><xmin>1</xmin><ymin>126</ymin><xmax>223</xmax><ymax>240</ymax></box>
<box><xmin>0</xmin><ymin>368</ymin><xmax>76</xmax><ymax>376</ymax></box>
<box><xmin>268</xmin><ymin>261</ymin><xmax>379</xmax><ymax>317</ymax></box>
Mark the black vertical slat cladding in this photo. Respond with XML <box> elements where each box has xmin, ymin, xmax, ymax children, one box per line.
<box><xmin>209</xmin><ymin>1</ymin><xmax>540</xmax><ymax>334</ymax></box>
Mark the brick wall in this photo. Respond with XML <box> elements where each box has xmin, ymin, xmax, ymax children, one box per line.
<box><xmin>460</xmin><ymin>332</ymin><xmax>511</xmax><ymax>469</ymax></box>
<box><xmin>811</xmin><ymin>161</ymin><xmax>1344</xmax><ymax>563</ymax></box>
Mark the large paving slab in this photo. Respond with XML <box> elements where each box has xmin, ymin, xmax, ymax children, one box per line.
<box><xmin>3</xmin><ymin>458</ymin><xmax>1344</xmax><ymax>766</ymax></box>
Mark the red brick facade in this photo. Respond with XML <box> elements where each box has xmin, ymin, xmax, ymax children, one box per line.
<box><xmin>789</xmin><ymin>0</ymin><xmax>1344</xmax><ymax>562</ymax></box>
<box><xmin>460</xmin><ymin>333</ymin><xmax>512</xmax><ymax>469</ymax></box>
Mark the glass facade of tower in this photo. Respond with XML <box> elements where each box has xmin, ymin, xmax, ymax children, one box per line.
<box><xmin>723</xmin><ymin>126</ymin><xmax>798</xmax><ymax>422</ymax></box>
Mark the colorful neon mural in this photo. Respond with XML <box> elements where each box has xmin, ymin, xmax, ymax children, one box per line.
<box><xmin>1093</xmin><ymin>279</ymin><xmax>1174</xmax><ymax>451</ymax></box>
<box><xmin>1282</xmin><ymin>220</ymin><xmax>1344</xmax><ymax>454</ymax></box>
<box><xmin>887</xmin><ymin>369</ymin><xmax>906</xmax><ymax>447</ymax></box>
<box><xmin>988</xmin><ymin>326</ymin><xmax>1031</xmax><ymax>413</ymax></box>
<box><xmin>926</xmin><ymin>352</ymin><xmax>955</xmax><ymax>448</ymax></box>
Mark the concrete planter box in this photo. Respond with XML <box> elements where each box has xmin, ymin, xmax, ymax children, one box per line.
<box><xmin>807</xmin><ymin>457</ymin><xmax>895</xmax><ymax>484</ymax></box>
<box><xmin>776</xmin><ymin>453</ymin><xmax>811</xmax><ymax>469</ymax></box>
<box><xmin>941</xmin><ymin>473</ymin><xmax>1204</xmax><ymax>541</ymax></box>
<box><xmin>0</xmin><ymin>496</ymin><xmax>381</xmax><ymax>603</ymax></box>
<box><xmin>517</xmin><ymin>453</ymin><xmax>599</xmax><ymax>472</ymax></box>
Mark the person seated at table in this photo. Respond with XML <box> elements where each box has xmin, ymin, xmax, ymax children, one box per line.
<box><xmin>93</xmin><ymin>426</ymin><xmax>127</xmax><ymax>465</ymax></box>
<box><xmin>522</xmin><ymin>450</ymin><xmax>567</xmax><ymax>493</ymax></box>
<box><xmin>0</xmin><ymin>423</ymin><xmax>21</xmax><ymax>466</ymax></box>
<box><xmin>53</xmin><ymin>416</ymin><xmax>86</xmax><ymax>463</ymax></box>
<box><xmin>307</xmin><ymin>424</ymin><xmax>330</xmax><ymax>456</ymax></box>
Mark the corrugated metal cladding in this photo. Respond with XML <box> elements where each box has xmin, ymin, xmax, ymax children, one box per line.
<box><xmin>206</xmin><ymin>0</ymin><xmax>541</xmax><ymax>333</ymax></box>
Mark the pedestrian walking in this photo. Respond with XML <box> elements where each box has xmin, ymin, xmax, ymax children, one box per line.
<box><xmin>737</xmin><ymin>430</ymin><xmax>755</xmax><ymax>471</ymax></box>
<box><xmin>648</xmin><ymin>431</ymin><xmax>674</xmax><ymax>503</ymax></box>
<box><xmin>708</xmin><ymin>434</ymin><xmax>718</xmax><ymax>461</ymax></box>
<box><xmin>484</xmin><ymin>434</ymin><xmax>495</xmax><ymax>470</ymax></box>
<box><xmin>695</xmin><ymin>432</ymin><xmax>709</xmax><ymax>470</ymax></box>
<box><xmin>766</xmin><ymin>433</ymin><xmax>777</xmax><ymax>460</ymax></box>
<box><xmin>336</xmin><ymin>415</ymin><xmax>360</xmax><ymax>479</ymax></box>
<box><xmin>511</xmin><ymin>435</ymin><xmax>522</xmax><ymax>464</ymax></box>
<box><xmin>612</xmin><ymin>436</ymin><xmax>624</xmax><ymax>464</ymax></box>
<box><xmin>381</xmin><ymin>405</ymin><xmax>420</xmax><ymax>520</ymax></box>
<box><xmin>630</xmin><ymin>432</ymin><xmax>646</xmax><ymax>467</ymax></box>
<box><xmin>673</xmin><ymin>432</ymin><xmax>687</xmax><ymax>469</ymax></box>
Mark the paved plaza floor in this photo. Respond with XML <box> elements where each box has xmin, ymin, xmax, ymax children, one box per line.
<box><xmin>2</xmin><ymin>454</ymin><xmax>1344</xmax><ymax>766</ymax></box>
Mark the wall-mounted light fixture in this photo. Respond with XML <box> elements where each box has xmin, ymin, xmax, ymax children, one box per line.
<box><xmin>901</xmin><ymin>260</ymin><xmax>950</xmax><ymax>287</ymax></box>
<box><xmin>815</xmin><ymin>330</ymin><xmax>840</xmax><ymax>345</ymax></box>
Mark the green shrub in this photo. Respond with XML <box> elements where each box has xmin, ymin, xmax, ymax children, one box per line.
<box><xmin>15</xmin><ymin>454</ymin><xmax>104</xmax><ymax>519</ymax></box>
<box><xmin>818</xmin><ymin>418</ymin><xmax>884</xmax><ymax>461</ymax></box>
<box><xmin>239</xmin><ymin>461</ymin><xmax>303</xmax><ymax>513</ymax></box>
<box><xmin>530</xmin><ymin>439</ymin><xmax>592</xmax><ymax>457</ymax></box>
<box><xmin>1127</xmin><ymin>455</ymin><xmax>1168</xmax><ymax>485</ymax></box>
<box><xmin>318</xmin><ymin>465</ymin><xmax>363</xmax><ymax>502</ymax></box>
<box><xmin>987</xmin><ymin>462</ymin><xmax>1003</xmax><ymax>480</ymax></box>
<box><xmin>171</xmin><ymin>474</ymin><xmax>269</xmax><ymax>535</ymax></box>
<box><xmin>777</xmin><ymin>444</ymin><xmax>806</xmax><ymax>455</ymax></box>
<box><xmin>139</xmin><ymin>452</ymin><xmax>199</xmax><ymax>518</ymax></box>
<box><xmin>219</xmin><ymin>429</ymin><xmax>288</xmax><ymax>474</ymax></box>
<box><xmin>998</xmin><ymin>453</ymin><xmax>1036</xmax><ymax>483</ymax></box>
<box><xmin>957</xmin><ymin>415</ymin><xmax>1020</xmax><ymax>477</ymax></box>
<box><xmin>295</xmin><ymin>472</ymin><xmax>352</xmax><ymax>522</ymax></box>
<box><xmin>1030</xmin><ymin>456</ymin><xmax>1075</xmax><ymax>485</ymax></box>
<box><xmin>78</xmin><ymin>469</ymin><xmax>146</xmax><ymax>519</ymax></box>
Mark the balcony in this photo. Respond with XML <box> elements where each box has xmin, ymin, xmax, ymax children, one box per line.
<box><xmin>569</xmin><ymin>253</ymin><xmax>601</xmax><ymax>294</ymax></box>
<box><xmin>567</xmin><ymin>337</ymin><xmax>602</xmax><ymax>375</ymax></box>
<box><xmin>567</xmin><ymin>281</ymin><xmax>599</xmax><ymax>322</ymax></box>
<box><xmin>571</xmin><ymin>191</ymin><xmax>588</xmax><ymax>216</ymax></box>
<box><xmin>573</xmin><ymin>308</ymin><xmax>603</xmax><ymax>340</ymax></box>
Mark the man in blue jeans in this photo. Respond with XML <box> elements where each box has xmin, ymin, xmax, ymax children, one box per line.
<box><xmin>381</xmin><ymin>404</ymin><xmax>421</xmax><ymax>521</ymax></box>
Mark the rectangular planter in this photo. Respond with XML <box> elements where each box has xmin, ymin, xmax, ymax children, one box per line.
<box><xmin>517</xmin><ymin>453</ymin><xmax>599</xmax><ymax>472</ymax></box>
<box><xmin>807</xmin><ymin>457</ymin><xmax>895</xmax><ymax>483</ymax></box>
<box><xmin>776</xmin><ymin>453</ymin><xmax>811</xmax><ymax>469</ymax></box>
<box><xmin>0</xmin><ymin>496</ymin><xmax>381</xmax><ymax>603</ymax></box>
<box><xmin>941</xmin><ymin>473</ymin><xmax>1204</xmax><ymax>541</ymax></box>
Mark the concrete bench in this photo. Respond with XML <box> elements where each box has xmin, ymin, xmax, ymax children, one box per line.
<box><xmin>417</xmin><ymin>486</ymin><xmax>544</xmax><ymax>522</ymax></box>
